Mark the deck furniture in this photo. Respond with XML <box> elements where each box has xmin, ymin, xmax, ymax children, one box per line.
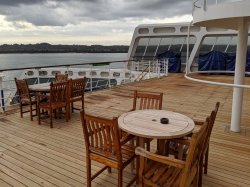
<box><xmin>132</xmin><ymin>90</ymin><xmax>163</xmax><ymax>151</ymax></box>
<box><xmin>135</xmin><ymin>116</ymin><xmax>209</xmax><ymax>187</ymax></box>
<box><xmin>118</xmin><ymin>109</ymin><xmax>195</xmax><ymax>152</ymax></box>
<box><xmin>80</xmin><ymin>110</ymin><xmax>137</xmax><ymax>187</ymax></box>
<box><xmin>168</xmin><ymin>102</ymin><xmax>220</xmax><ymax>187</ymax></box>
<box><xmin>37</xmin><ymin>81</ymin><xmax>70</xmax><ymax>128</ymax></box>
<box><xmin>15</xmin><ymin>78</ymin><xmax>37</xmax><ymax>121</ymax></box>
<box><xmin>54</xmin><ymin>73</ymin><xmax>68</xmax><ymax>82</ymax></box>
<box><xmin>69</xmin><ymin>78</ymin><xmax>86</xmax><ymax>114</ymax></box>
<box><xmin>29</xmin><ymin>82</ymin><xmax>50</xmax><ymax>93</ymax></box>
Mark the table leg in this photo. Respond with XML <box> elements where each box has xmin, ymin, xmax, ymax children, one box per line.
<box><xmin>136</xmin><ymin>137</ymin><xmax>145</xmax><ymax>184</ymax></box>
<box><xmin>157</xmin><ymin>139</ymin><xmax>166</xmax><ymax>155</ymax></box>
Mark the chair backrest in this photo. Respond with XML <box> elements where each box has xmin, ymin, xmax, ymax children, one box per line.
<box><xmin>201</xmin><ymin>102</ymin><xmax>220</xmax><ymax>156</ymax></box>
<box><xmin>49</xmin><ymin>81</ymin><xmax>69</xmax><ymax>103</ymax></box>
<box><xmin>180</xmin><ymin>117</ymin><xmax>209</xmax><ymax>187</ymax></box>
<box><xmin>69</xmin><ymin>78</ymin><xmax>86</xmax><ymax>98</ymax></box>
<box><xmin>133</xmin><ymin>90</ymin><xmax>163</xmax><ymax>110</ymax></box>
<box><xmin>15</xmin><ymin>78</ymin><xmax>31</xmax><ymax>101</ymax></box>
<box><xmin>80</xmin><ymin>110</ymin><xmax>122</xmax><ymax>162</ymax></box>
<box><xmin>55</xmin><ymin>73</ymin><xmax>68</xmax><ymax>83</ymax></box>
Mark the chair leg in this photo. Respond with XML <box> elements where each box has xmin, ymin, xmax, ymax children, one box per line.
<box><xmin>66</xmin><ymin>106</ymin><xmax>69</xmax><ymax>122</ymax></box>
<box><xmin>130</xmin><ymin>140</ymin><xmax>135</xmax><ymax>174</ymax></box>
<box><xmin>204</xmin><ymin>146</ymin><xmax>209</xmax><ymax>174</ymax></box>
<box><xmin>30</xmin><ymin>103</ymin><xmax>33</xmax><ymax>121</ymax></box>
<box><xmin>198</xmin><ymin>157</ymin><xmax>203</xmax><ymax>187</ymax></box>
<box><xmin>20</xmin><ymin>103</ymin><xmax>23</xmax><ymax>118</ymax></box>
<box><xmin>118</xmin><ymin>169</ymin><xmax>123</xmax><ymax>187</ymax></box>
<box><xmin>193</xmin><ymin>170</ymin><xmax>199</xmax><ymax>187</ymax></box>
<box><xmin>38</xmin><ymin>107</ymin><xmax>41</xmax><ymax>125</ymax></box>
<box><xmin>108</xmin><ymin>167</ymin><xmax>111</xmax><ymax>173</ymax></box>
<box><xmin>50</xmin><ymin>108</ymin><xmax>53</xmax><ymax>128</ymax></box>
<box><xmin>71</xmin><ymin>102</ymin><xmax>74</xmax><ymax>113</ymax></box>
<box><xmin>87</xmin><ymin>157</ymin><xmax>91</xmax><ymax>187</ymax></box>
<box><xmin>146</xmin><ymin>141</ymin><xmax>150</xmax><ymax>152</ymax></box>
<box><xmin>82</xmin><ymin>97</ymin><xmax>84</xmax><ymax>110</ymax></box>
<box><xmin>138</xmin><ymin>156</ymin><xmax>145</xmax><ymax>187</ymax></box>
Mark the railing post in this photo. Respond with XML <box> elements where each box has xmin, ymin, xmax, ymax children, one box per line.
<box><xmin>158</xmin><ymin>60</ymin><xmax>160</xmax><ymax>78</ymax></box>
<box><xmin>148</xmin><ymin>61</ymin><xmax>151</xmax><ymax>79</ymax></box>
<box><xmin>130</xmin><ymin>60</ymin><xmax>133</xmax><ymax>82</ymax></box>
<box><xmin>109</xmin><ymin>63</ymin><xmax>111</xmax><ymax>88</ymax></box>
<box><xmin>0</xmin><ymin>74</ymin><xmax>5</xmax><ymax>112</ymax></box>
<box><xmin>166</xmin><ymin>59</ymin><xmax>169</xmax><ymax>76</ymax></box>
<box><xmin>204</xmin><ymin>0</ymin><xmax>207</xmax><ymax>10</ymax></box>
<box><xmin>37</xmin><ymin>68</ymin><xmax>40</xmax><ymax>84</ymax></box>
<box><xmin>90</xmin><ymin>66</ymin><xmax>93</xmax><ymax>92</ymax></box>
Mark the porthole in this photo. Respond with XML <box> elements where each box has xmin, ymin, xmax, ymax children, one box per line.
<box><xmin>39</xmin><ymin>71</ymin><xmax>48</xmax><ymax>76</ymax></box>
<box><xmin>27</xmin><ymin>71</ymin><xmax>34</xmax><ymax>76</ymax></box>
<box><xmin>113</xmin><ymin>72</ymin><xmax>120</xmax><ymax>77</ymax></box>
<box><xmin>100</xmin><ymin>72</ymin><xmax>109</xmax><ymax>77</ymax></box>
<box><xmin>51</xmin><ymin>71</ymin><xmax>61</xmax><ymax>76</ymax></box>
<box><xmin>78</xmin><ymin>71</ymin><xmax>86</xmax><ymax>76</ymax></box>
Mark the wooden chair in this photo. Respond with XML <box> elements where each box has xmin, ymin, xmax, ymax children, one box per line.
<box><xmin>135</xmin><ymin>117</ymin><xmax>209</xmax><ymax>187</ymax></box>
<box><xmin>168</xmin><ymin>102</ymin><xmax>220</xmax><ymax>187</ymax></box>
<box><xmin>54</xmin><ymin>73</ymin><xmax>68</xmax><ymax>82</ymax></box>
<box><xmin>80</xmin><ymin>110</ymin><xmax>137</xmax><ymax>187</ymax></box>
<box><xmin>132</xmin><ymin>90</ymin><xmax>163</xmax><ymax>151</ymax></box>
<box><xmin>37</xmin><ymin>81</ymin><xmax>69</xmax><ymax>128</ymax></box>
<box><xmin>69</xmin><ymin>78</ymin><xmax>86</xmax><ymax>115</ymax></box>
<box><xmin>15</xmin><ymin>78</ymin><xmax>37</xmax><ymax>121</ymax></box>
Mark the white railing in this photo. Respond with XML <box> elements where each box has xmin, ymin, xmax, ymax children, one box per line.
<box><xmin>0</xmin><ymin>59</ymin><xmax>168</xmax><ymax>112</ymax></box>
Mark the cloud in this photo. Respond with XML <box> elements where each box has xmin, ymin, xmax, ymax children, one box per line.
<box><xmin>0</xmin><ymin>0</ymin><xmax>193</xmax><ymax>44</ymax></box>
<box><xmin>0</xmin><ymin>0</ymin><xmax>191</xmax><ymax>26</ymax></box>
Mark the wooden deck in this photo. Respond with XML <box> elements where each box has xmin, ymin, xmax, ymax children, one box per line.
<box><xmin>0</xmin><ymin>73</ymin><xmax>249</xmax><ymax>187</ymax></box>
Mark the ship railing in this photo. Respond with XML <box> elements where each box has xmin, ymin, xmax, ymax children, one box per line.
<box><xmin>132</xmin><ymin>59</ymin><xmax>168</xmax><ymax>81</ymax></box>
<box><xmin>0</xmin><ymin>59</ymin><xmax>168</xmax><ymax>113</ymax></box>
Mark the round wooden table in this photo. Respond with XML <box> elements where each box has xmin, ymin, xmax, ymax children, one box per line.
<box><xmin>118</xmin><ymin>109</ymin><xmax>195</xmax><ymax>153</ymax></box>
<box><xmin>29</xmin><ymin>83</ymin><xmax>50</xmax><ymax>92</ymax></box>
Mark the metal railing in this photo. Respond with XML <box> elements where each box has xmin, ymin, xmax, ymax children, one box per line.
<box><xmin>0</xmin><ymin>59</ymin><xmax>168</xmax><ymax>112</ymax></box>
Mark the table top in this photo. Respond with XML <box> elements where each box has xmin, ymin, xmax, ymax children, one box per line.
<box><xmin>29</xmin><ymin>83</ymin><xmax>50</xmax><ymax>92</ymax></box>
<box><xmin>118</xmin><ymin>109</ymin><xmax>195</xmax><ymax>139</ymax></box>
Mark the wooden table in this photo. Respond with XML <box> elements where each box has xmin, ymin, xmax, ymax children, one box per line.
<box><xmin>118</xmin><ymin>109</ymin><xmax>195</xmax><ymax>153</ymax></box>
<box><xmin>29</xmin><ymin>83</ymin><xmax>50</xmax><ymax>92</ymax></box>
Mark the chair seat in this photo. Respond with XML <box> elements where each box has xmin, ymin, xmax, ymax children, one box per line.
<box><xmin>143</xmin><ymin>160</ymin><xmax>182</xmax><ymax>187</ymax></box>
<box><xmin>39</xmin><ymin>102</ymin><xmax>67</xmax><ymax>109</ymax></box>
<box><xmin>21</xmin><ymin>96</ymin><xmax>36</xmax><ymax>104</ymax></box>
<box><xmin>70</xmin><ymin>96</ymin><xmax>83</xmax><ymax>102</ymax></box>
<box><xmin>90</xmin><ymin>144</ymin><xmax>135</xmax><ymax>164</ymax></box>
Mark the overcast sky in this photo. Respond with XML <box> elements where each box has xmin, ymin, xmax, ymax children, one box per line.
<box><xmin>0</xmin><ymin>0</ymin><xmax>192</xmax><ymax>45</ymax></box>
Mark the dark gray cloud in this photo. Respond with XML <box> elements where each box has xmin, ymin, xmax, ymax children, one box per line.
<box><xmin>0</xmin><ymin>0</ymin><xmax>46</xmax><ymax>6</ymax></box>
<box><xmin>0</xmin><ymin>0</ymin><xmax>191</xmax><ymax>27</ymax></box>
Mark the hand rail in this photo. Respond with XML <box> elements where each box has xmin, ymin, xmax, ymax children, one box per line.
<box><xmin>0</xmin><ymin>59</ymin><xmax>168</xmax><ymax>112</ymax></box>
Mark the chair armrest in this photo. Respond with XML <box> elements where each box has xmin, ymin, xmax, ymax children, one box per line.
<box><xmin>120</xmin><ymin>132</ymin><xmax>134</xmax><ymax>145</ymax></box>
<box><xmin>36</xmin><ymin>93</ymin><xmax>50</xmax><ymax>103</ymax></box>
<box><xmin>170</xmin><ymin>138</ymin><xmax>191</xmax><ymax>146</ymax></box>
<box><xmin>135</xmin><ymin>147</ymin><xmax>185</xmax><ymax>169</ymax></box>
<box><xmin>194</xmin><ymin>120</ymin><xmax>204</xmax><ymax>126</ymax></box>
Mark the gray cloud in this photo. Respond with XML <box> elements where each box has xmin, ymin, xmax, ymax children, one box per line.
<box><xmin>0</xmin><ymin>0</ymin><xmax>191</xmax><ymax>26</ymax></box>
<box><xmin>0</xmin><ymin>0</ymin><xmax>46</xmax><ymax>6</ymax></box>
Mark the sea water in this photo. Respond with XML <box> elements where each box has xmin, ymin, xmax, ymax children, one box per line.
<box><xmin>0</xmin><ymin>53</ymin><xmax>128</xmax><ymax>70</ymax></box>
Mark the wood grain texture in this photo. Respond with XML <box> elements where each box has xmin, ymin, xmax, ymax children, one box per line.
<box><xmin>29</xmin><ymin>83</ymin><xmax>50</xmax><ymax>92</ymax></box>
<box><xmin>0</xmin><ymin>73</ymin><xmax>249</xmax><ymax>187</ymax></box>
<box><xmin>118</xmin><ymin>110</ymin><xmax>194</xmax><ymax>139</ymax></box>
